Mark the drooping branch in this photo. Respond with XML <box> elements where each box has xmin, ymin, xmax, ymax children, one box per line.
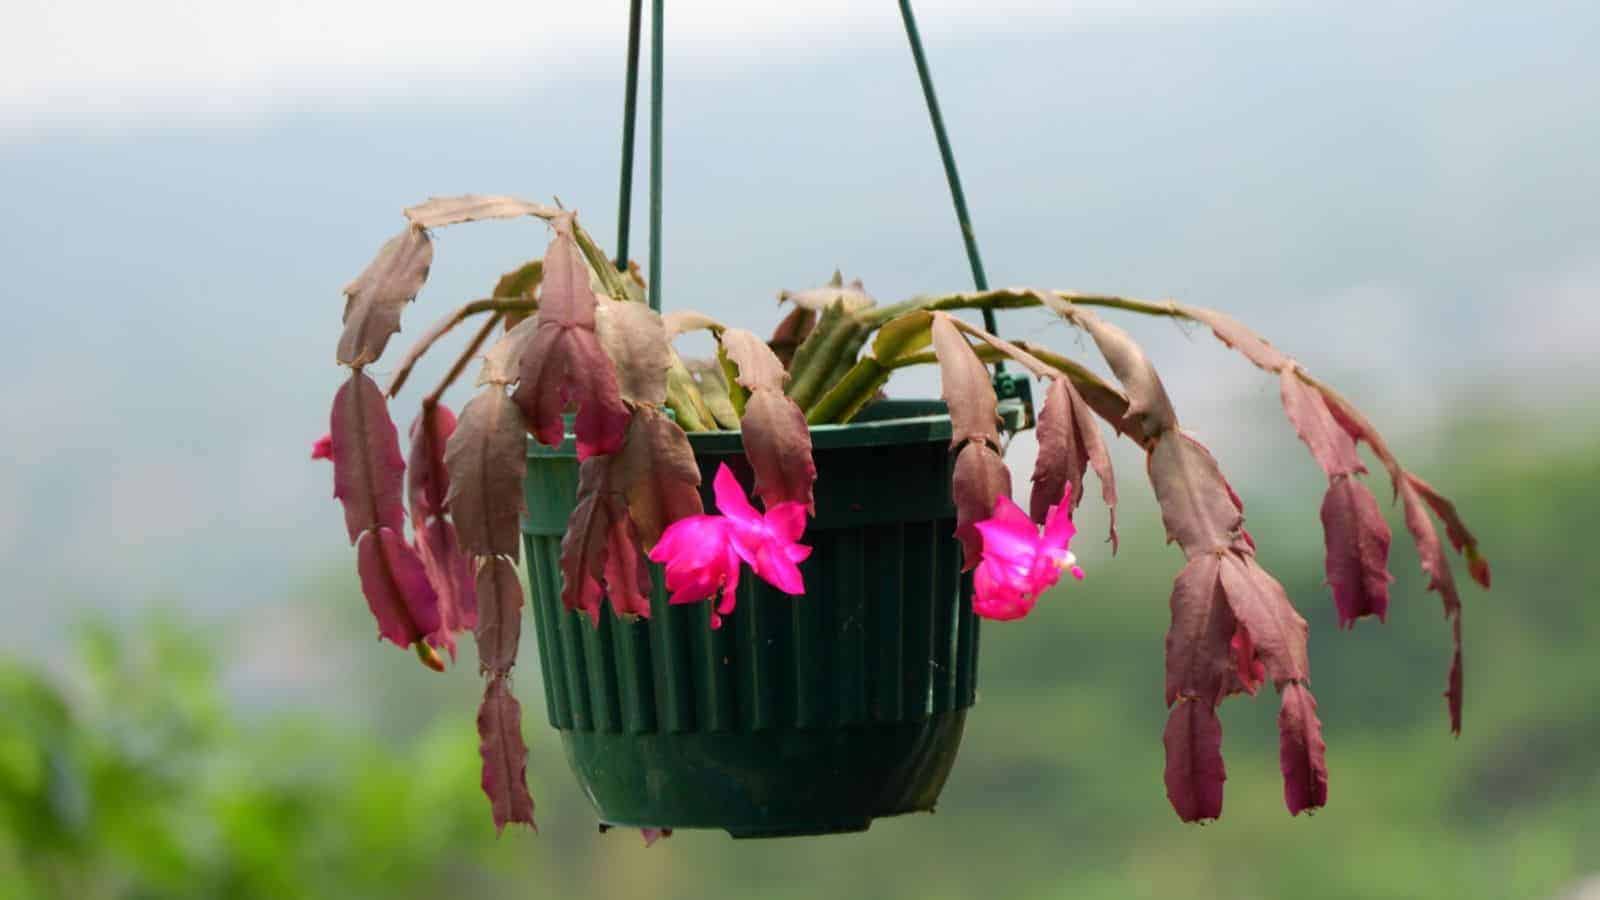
<box><xmin>424</xmin><ymin>312</ymin><xmax>505</xmax><ymax>409</ymax></box>
<box><xmin>338</xmin><ymin>226</ymin><xmax>435</xmax><ymax>368</ymax></box>
<box><xmin>385</xmin><ymin>299</ymin><xmax>539</xmax><ymax>398</ymax></box>
<box><xmin>1041</xmin><ymin>291</ymin><xmax>1483</xmax><ymax>733</ymax></box>
<box><xmin>880</xmin><ymin>284</ymin><xmax>1484</xmax><ymax>735</ymax></box>
<box><xmin>995</xmin><ymin>301</ymin><xmax>1323</xmax><ymax>822</ymax></box>
<box><xmin>403</xmin><ymin>193</ymin><xmax>629</xmax><ymax>302</ymax></box>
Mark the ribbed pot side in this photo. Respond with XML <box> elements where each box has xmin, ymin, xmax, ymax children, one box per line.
<box><xmin>520</xmin><ymin>401</ymin><xmax>978</xmax><ymax>838</ymax></box>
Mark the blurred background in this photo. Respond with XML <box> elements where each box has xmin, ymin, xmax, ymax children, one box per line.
<box><xmin>2</xmin><ymin>0</ymin><xmax>1597</xmax><ymax>897</ymax></box>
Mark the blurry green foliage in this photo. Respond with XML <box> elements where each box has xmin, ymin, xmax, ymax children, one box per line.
<box><xmin>0</xmin><ymin>619</ymin><xmax>501</xmax><ymax>900</ymax></box>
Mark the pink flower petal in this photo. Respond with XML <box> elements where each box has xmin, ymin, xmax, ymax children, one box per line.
<box><xmin>711</xmin><ymin>464</ymin><xmax>761</xmax><ymax>525</ymax></box>
<box><xmin>748</xmin><ymin>541</ymin><xmax>805</xmax><ymax>595</ymax></box>
<box><xmin>649</xmin><ymin>515</ymin><xmax>729</xmax><ymax>565</ymax></box>
<box><xmin>973</xmin><ymin>559</ymin><xmax>1034</xmax><ymax>621</ymax></box>
<box><xmin>1041</xmin><ymin>486</ymin><xmax>1079</xmax><ymax>552</ymax></box>
<box><xmin>649</xmin><ymin>464</ymin><xmax>812</xmax><ymax>627</ymax></box>
<box><xmin>652</xmin><ymin>514</ymin><xmax>744</xmax><ymax>613</ymax></box>
<box><xmin>311</xmin><ymin>433</ymin><xmax>333</xmax><ymax>460</ymax></box>
<box><xmin>974</xmin><ymin>496</ymin><xmax>1042</xmax><ymax>567</ymax></box>
<box><xmin>970</xmin><ymin>487</ymin><xmax>1082</xmax><ymax>621</ymax></box>
<box><xmin>1019</xmin><ymin>560</ymin><xmax>1063</xmax><ymax>599</ymax></box>
<box><xmin>762</xmin><ymin>502</ymin><xmax>810</xmax><ymax>544</ymax></box>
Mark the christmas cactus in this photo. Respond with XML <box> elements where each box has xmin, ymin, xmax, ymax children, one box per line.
<box><xmin>314</xmin><ymin>194</ymin><xmax>1489</xmax><ymax>833</ymax></box>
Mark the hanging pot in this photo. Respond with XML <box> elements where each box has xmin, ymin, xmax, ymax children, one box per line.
<box><xmin>520</xmin><ymin>400</ymin><xmax>978</xmax><ymax>838</ymax></box>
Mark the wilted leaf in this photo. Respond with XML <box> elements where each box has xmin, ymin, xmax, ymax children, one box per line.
<box><xmin>665</xmin><ymin>352</ymin><xmax>718</xmax><ymax>431</ymax></box>
<box><xmin>1031</xmin><ymin>377</ymin><xmax>1118</xmax><ymax>549</ymax></box>
<box><xmin>768</xmin><ymin>305</ymin><xmax>817</xmax><ymax>368</ymax></box>
<box><xmin>416</xmin><ymin>518</ymin><xmax>477</xmax><ymax>658</ymax></box>
<box><xmin>474</xmin><ymin>555</ymin><xmax>523</xmax><ymax>675</ymax></box>
<box><xmin>899</xmin><ymin>287</ymin><xmax>1072</xmax><ymax>320</ymax></box>
<box><xmin>663</xmin><ymin>310</ymin><xmax>723</xmax><ymax>340</ymax></box>
<box><xmin>1147</xmin><ymin>431</ymin><xmax>1244</xmax><ymax>558</ymax></box>
<box><xmin>602</xmin><ymin>514</ymin><xmax>651</xmax><ymax>618</ymax></box>
<box><xmin>595</xmin><ymin>299</ymin><xmax>670</xmax><ymax>407</ymax></box>
<box><xmin>1448</xmin><ymin>618</ymin><xmax>1463</xmax><ymax>735</ymax></box>
<box><xmin>619</xmin><ymin>260</ymin><xmax>647</xmax><ymax>302</ymax></box>
<box><xmin>478</xmin><ymin>315</ymin><xmax>540</xmax><ymax>386</ymax></box>
<box><xmin>404</xmin><ymin>194</ymin><xmax>554</xmax><ymax>229</ymax></box>
<box><xmin>338</xmin><ymin>227</ymin><xmax>433</xmax><ymax>367</ymax></box>
<box><xmin>716</xmin><ymin>344</ymin><xmax>748</xmax><ymax>416</ymax></box>
<box><xmin>1279</xmin><ymin>370</ymin><xmax>1363</xmax><ymax>478</ymax></box>
<box><xmin>478</xmin><ymin>675</ymin><xmax>535</xmax><ymax>832</ymax></box>
<box><xmin>1040</xmin><ymin>299</ymin><xmax>1176</xmax><ymax>439</ymax></box>
<box><xmin>1164</xmin><ymin>554</ymin><xmax>1234</xmax><ymax>707</ymax></box>
<box><xmin>494</xmin><ymin>259</ymin><xmax>543</xmax><ymax>329</ymax></box>
<box><xmin>514</xmin><ymin>318</ymin><xmax>630</xmax><ymax>459</ymax></box>
<box><xmin>687</xmin><ymin>359</ymin><xmax>741</xmax><ymax>429</ymax></box>
<box><xmin>930</xmin><ymin>314</ymin><xmax>999</xmax><ymax>450</ymax></box>
<box><xmin>1228</xmin><ymin>621</ymin><xmax>1266</xmax><ymax>697</ymax></box>
<box><xmin>356</xmin><ymin>527</ymin><xmax>442</xmax><ymax>647</ymax></box>
<box><xmin>612</xmin><ymin>408</ymin><xmax>703</xmax><ymax>548</ymax></box>
<box><xmin>558</xmin><ymin>458</ymin><xmax>651</xmax><ymax>621</ymax></box>
<box><xmin>873</xmin><ymin>310</ymin><xmax>934</xmax><ymax>363</ymax></box>
<box><xmin>1398</xmin><ymin>475</ymin><xmax>1464</xmax><ymax>733</ymax></box>
<box><xmin>445</xmin><ymin>388</ymin><xmax>527</xmax><ymax>561</ymax></box>
<box><xmin>719</xmin><ymin>328</ymin><xmax>788</xmax><ymax>393</ymax></box>
<box><xmin>1217</xmin><ymin>553</ymin><xmax>1310</xmax><ymax>687</ymax></box>
<box><xmin>1011</xmin><ymin>340</ymin><xmax>1135</xmax><ymax>437</ymax></box>
<box><xmin>1179</xmin><ymin>303</ymin><xmax>1292</xmax><ymax>373</ymax></box>
<box><xmin>740</xmin><ymin>389</ymin><xmax>816</xmax><ymax>513</ymax></box>
<box><xmin>1030</xmin><ymin>381</ymin><xmax>1082</xmax><ymax>514</ymax></box>
<box><xmin>1397</xmin><ymin>477</ymin><xmax>1461</xmax><ymax>619</ymax></box>
<box><xmin>408</xmin><ymin>403</ymin><xmax>458</xmax><ymax>524</ymax></box>
<box><xmin>329</xmin><ymin>371</ymin><xmax>407</xmax><ymax>543</ymax></box>
<box><xmin>538</xmin><ymin>214</ymin><xmax>598</xmax><ymax>329</ymax></box>
<box><xmin>1316</xmin><ymin>381</ymin><xmax>1489</xmax><ymax>587</ymax></box>
<box><xmin>561</xmin><ymin>458</ymin><xmax>619</xmax><ymax>623</ymax></box>
<box><xmin>1163</xmin><ymin>700</ymin><xmax>1226</xmax><ymax>823</ymax></box>
<box><xmin>951</xmin><ymin>441</ymin><xmax>1012</xmax><ymax>570</ymax></box>
<box><xmin>1277</xmin><ymin>682</ymin><xmax>1329</xmax><ymax>815</ymax></box>
<box><xmin>1408</xmin><ymin>472</ymin><xmax>1489</xmax><ymax>588</ymax></box>
<box><xmin>1320</xmin><ymin>475</ymin><xmax>1392</xmax><ymax>627</ymax></box>
<box><xmin>511</xmin><ymin>216</ymin><xmax>630</xmax><ymax>459</ymax></box>
<box><xmin>494</xmin><ymin>259</ymin><xmax>544</xmax><ymax>299</ymax></box>
<box><xmin>779</xmin><ymin>273</ymin><xmax>875</xmax><ymax>313</ymax></box>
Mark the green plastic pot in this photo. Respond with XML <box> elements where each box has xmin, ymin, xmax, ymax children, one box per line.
<box><xmin>520</xmin><ymin>400</ymin><xmax>978</xmax><ymax>838</ymax></box>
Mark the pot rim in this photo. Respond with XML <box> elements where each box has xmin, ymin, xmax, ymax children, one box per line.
<box><xmin>527</xmin><ymin>399</ymin><xmax>954</xmax><ymax>457</ymax></box>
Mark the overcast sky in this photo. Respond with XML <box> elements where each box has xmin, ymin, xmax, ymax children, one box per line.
<box><xmin>2</xmin><ymin>0</ymin><xmax>1278</xmax><ymax>132</ymax></box>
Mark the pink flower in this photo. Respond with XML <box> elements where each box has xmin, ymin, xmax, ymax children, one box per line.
<box><xmin>648</xmin><ymin>464</ymin><xmax>812</xmax><ymax>628</ymax></box>
<box><xmin>311</xmin><ymin>433</ymin><xmax>333</xmax><ymax>460</ymax></box>
<box><xmin>971</xmin><ymin>488</ymin><xmax>1083</xmax><ymax>620</ymax></box>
